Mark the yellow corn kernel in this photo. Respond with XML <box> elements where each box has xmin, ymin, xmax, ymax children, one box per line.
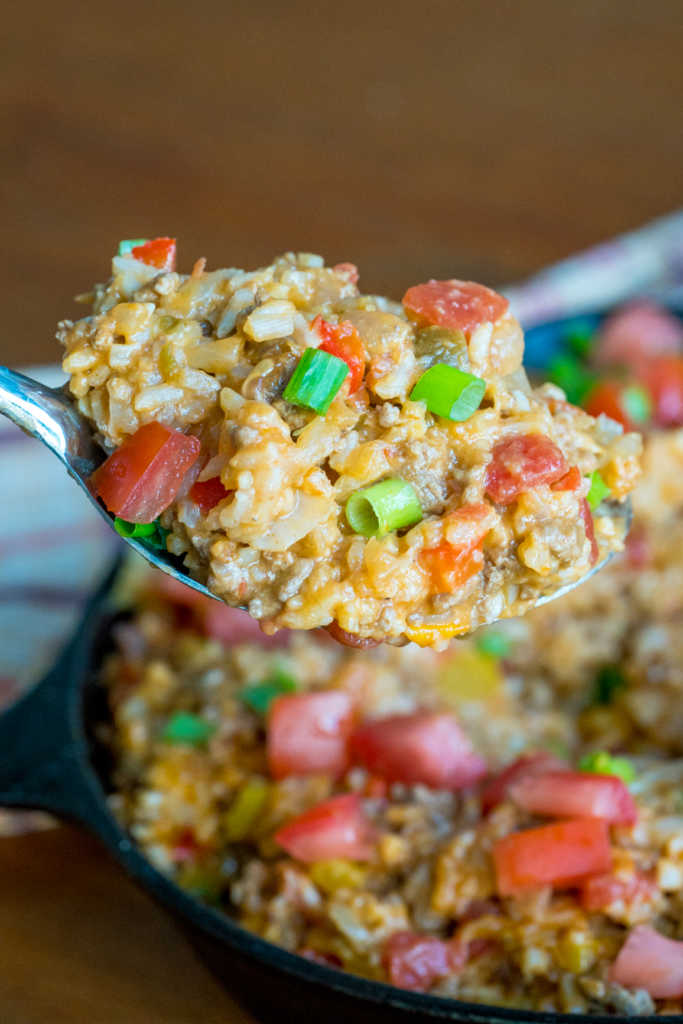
<box><xmin>223</xmin><ymin>778</ymin><xmax>270</xmax><ymax>841</ymax></box>
<box><xmin>555</xmin><ymin>930</ymin><xmax>598</xmax><ymax>973</ymax></box>
<box><xmin>310</xmin><ymin>859</ymin><xmax>366</xmax><ymax>894</ymax></box>
<box><xmin>437</xmin><ymin>646</ymin><xmax>502</xmax><ymax>703</ymax></box>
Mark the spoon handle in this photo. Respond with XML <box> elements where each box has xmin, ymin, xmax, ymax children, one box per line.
<box><xmin>0</xmin><ymin>366</ymin><xmax>101</xmax><ymax>476</ymax></box>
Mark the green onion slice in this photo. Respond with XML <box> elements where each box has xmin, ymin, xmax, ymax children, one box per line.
<box><xmin>476</xmin><ymin>630</ymin><xmax>511</xmax><ymax>659</ymax></box>
<box><xmin>621</xmin><ymin>384</ymin><xmax>652</xmax><ymax>424</ymax></box>
<box><xmin>410</xmin><ymin>363</ymin><xmax>486</xmax><ymax>422</ymax></box>
<box><xmin>114</xmin><ymin>517</ymin><xmax>157</xmax><ymax>539</ymax></box>
<box><xmin>161</xmin><ymin>711</ymin><xmax>216</xmax><ymax>746</ymax></box>
<box><xmin>578</xmin><ymin>750</ymin><xmax>635</xmax><ymax>784</ymax></box>
<box><xmin>117</xmin><ymin>238</ymin><xmax>148</xmax><ymax>256</ymax></box>
<box><xmin>586</xmin><ymin>470</ymin><xmax>610</xmax><ymax>511</ymax></box>
<box><xmin>241</xmin><ymin>668</ymin><xmax>298</xmax><ymax>715</ymax></box>
<box><xmin>283</xmin><ymin>348</ymin><xmax>349</xmax><ymax>414</ymax></box>
<box><xmin>114</xmin><ymin>517</ymin><xmax>169</xmax><ymax>551</ymax></box>
<box><xmin>346</xmin><ymin>478</ymin><xmax>422</xmax><ymax>537</ymax></box>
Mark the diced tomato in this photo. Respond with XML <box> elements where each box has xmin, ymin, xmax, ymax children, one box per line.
<box><xmin>579</xmin><ymin>870</ymin><xmax>657</xmax><ymax>912</ymax></box>
<box><xmin>203</xmin><ymin>602</ymin><xmax>288</xmax><ymax>648</ymax></box>
<box><xmin>492</xmin><ymin>818</ymin><xmax>612</xmax><ymax>896</ymax></box>
<box><xmin>382</xmin><ymin>931</ymin><xmax>459</xmax><ymax>992</ymax></box>
<box><xmin>609</xmin><ymin>926</ymin><xmax>683</xmax><ymax>999</ymax></box>
<box><xmin>274</xmin><ymin>793</ymin><xmax>375</xmax><ymax>863</ymax></box>
<box><xmin>551</xmin><ymin>465</ymin><xmax>582</xmax><ymax>491</ymax></box>
<box><xmin>508</xmin><ymin>770</ymin><xmax>637</xmax><ymax>824</ymax></box>
<box><xmin>189</xmin><ymin>476</ymin><xmax>230</xmax><ymax>515</ymax></box>
<box><xmin>350</xmin><ymin>712</ymin><xmax>487</xmax><ymax>791</ymax></box>
<box><xmin>312</xmin><ymin>315</ymin><xmax>366</xmax><ymax>393</ymax></box>
<box><xmin>580</xmin><ymin>498</ymin><xmax>600</xmax><ymax>565</ymax></box>
<box><xmin>268</xmin><ymin>691</ymin><xmax>355</xmax><ymax>779</ymax></box>
<box><xmin>481</xmin><ymin>753</ymin><xmax>568</xmax><ymax>813</ymax></box>
<box><xmin>325</xmin><ymin>621</ymin><xmax>381</xmax><ymax>649</ymax></box>
<box><xmin>597</xmin><ymin>302</ymin><xmax>682</xmax><ymax>369</ymax></box>
<box><xmin>332</xmin><ymin>262</ymin><xmax>359</xmax><ymax>285</ymax></box>
<box><xmin>171</xmin><ymin>828</ymin><xmax>201</xmax><ymax>863</ymax></box>
<box><xmin>640</xmin><ymin>355</ymin><xmax>683</xmax><ymax>427</ymax></box>
<box><xmin>90</xmin><ymin>422</ymin><xmax>201</xmax><ymax>523</ymax></box>
<box><xmin>625</xmin><ymin>523</ymin><xmax>651</xmax><ymax>568</ymax></box>
<box><xmin>485</xmin><ymin>434</ymin><xmax>569</xmax><ymax>505</ymax></box>
<box><xmin>151</xmin><ymin>573</ymin><xmax>288</xmax><ymax>647</ymax></box>
<box><xmin>584</xmin><ymin>380</ymin><xmax>633</xmax><ymax>431</ymax></box>
<box><xmin>130</xmin><ymin>237</ymin><xmax>176</xmax><ymax>272</ymax></box>
<box><xmin>402</xmin><ymin>279</ymin><xmax>509</xmax><ymax>334</ymax></box>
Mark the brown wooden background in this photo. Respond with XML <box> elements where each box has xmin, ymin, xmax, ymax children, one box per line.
<box><xmin>1</xmin><ymin>1</ymin><xmax>682</xmax><ymax>1019</ymax></box>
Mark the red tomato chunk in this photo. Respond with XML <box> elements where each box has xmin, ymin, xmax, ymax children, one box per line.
<box><xmin>485</xmin><ymin>434</ymin><xmax>569</xmax><ymax>504</ymax></box>
<box><xmin>350</xmin><ymin>712</ymin><xmax>487</xmax><ymax>791</ymax></box>
<box><xmin>597</xmin><ymin>302</ymin><xmax>682</xmax><ymax>369</ymax></box>
<box><xmin>580</xmin><ymin>498</ymin><xmax>600</xmax><ymax>565</ymax></box>
<box><xmin>508</xmin><ymin>770</ymin><xmax>637</xmax><ymax>825</ymax></box>
<box><xmin>274</xmin><ymin>793</ymin><xmax>375</xmax><ymax>863</ymax></box>
<box><xmin>641</xmin><ymin>355</ymin><xmax>683</xmax><ymax>427</ymax></box>
<box><xmin>382</xmin><ymin>931</ymin><xmax>459</xmax><ymax>992</ymax></box>
<box><xmin>579</xmin><ymin>870</ymin><xmax>657</xmax><ymax>912</ymax></box>
<box><xmin>585</xmin><ymin>380</ymin><xmax>634</xmax><ymax>432</ymax></box>
<box><xmin>90</xmin><ymin>422</ymin><xmax>201</xmax><ymax>523</ymax></box>
<box><xmin>493</xmin><ymin>818</ymin><xmax>612</xmax><ymax>896</ymax></box>
<box><xmin>189</xmin><ymin>476</ymin><xmax>230</xmax><ymax>515</ymax></box>
<box><xmin>420</xmin><ymin>503</ymin><xmax>492</xmax><ymax>594</ymax></box>
<box><xmin>267</xmin><ymin>691</ymin><xmax>354</xmax><ymax>779</ymax></box>
<box><xmin>402</xmin><ymin>279</ymin><xmax>509</xmax><ymax>334</ymax></box>
<box><xmin>481</xmin><ymin>753</ymin><xmax>568</xmax><ymax>813</ymax></box>
<box><xmin>312</xmin><ymin>315</ymin><xmax>366</xmax><ymax>393</ymax></box>
<box><xmin>332</xmin><ymin>262</ymin><xmax>359</xmax><ymax>285</ymax></box>
<box><xmin>609</xmin><ymin>925</ymin><xmax>683</xmax><ymax>999</ymax></box>
<box><xmin>131</xmin><ymin>237</ymin><xmax>177</xmax><ymax>272</ymax></box>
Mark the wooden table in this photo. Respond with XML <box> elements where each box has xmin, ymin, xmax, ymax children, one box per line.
<box><xmin>1</xmin><ymin>1</ymin><xmax>682</xmax><ymax>1020</ymax></box>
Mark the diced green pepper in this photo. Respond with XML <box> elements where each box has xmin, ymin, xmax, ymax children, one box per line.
<box><xmin>241</xmin><ymin>667</ymin><xmax>298</xmax><ymax>715</ymax></box>
<box><xmin>161</xmin><ymin>711</ymin><xmax>216</xmax><ymax>746</ymax></box>
<box><xmin>592</xmin><ymin>665</ymin><xmax>626</xmax><ymax>705</ymax></box>
<box><xmin>475</xmin><ymin>630</ymin><xmax>511</xmax><ymax>659</ymax></box>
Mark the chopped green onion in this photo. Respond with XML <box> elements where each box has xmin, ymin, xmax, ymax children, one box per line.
<box><xmin>586</xmin><ymin>470</ymin><xmax>610</xmax><ymax>511</ymax></box>
<box><xmin>475</xmin><ymin>630</ymin><xmax>511</xmax><ymax>659</ymax></box>
<box><xmin>592</xmin><ymin>664</ymin><xmax>626</xmax><ymax>705</ymax></box>
<box><xmin>579</xmin><ymin>750</ymin><xmax>636</xmax><ymax>784</ymax></box>
<box><xmin>410</xmin><ymin>363</ymin><xmax>486</xmax><ymax>422</ymax></box>
<box><xmin>241</xmin><ymin>668</ymin><xmax>298</xmax><ymax>715</ymax></box>
<box><xmin>117</xmin><ymin>238</ymin><xmax>148</xmax><ymax>256</ymax></box>
<box><xmin>114</xmin><ymin>517</ymin><xmax>169</xmax><ymax>551</ymax></box>
<box><xmin>161</xmin><ymin>711</ymin><xmax>216</xmax><ymax>746</ymax></box>
<box><xmin>283</xmin><ymin>348</ymin><xmax>349</xmax><ymax>414</ymax></box>
<box><xmin>346</xmin><ymin>479</ymin><xmax>422</xmax><ymax>538</ymax></box>
<box><xmin>565</xmin><ymin>321</ymin><xmax>595</xmax><ymax>360</ymax></box>
<box><xmin>548</xmin><ymin>355</ymin><xmax>597</xmax><ymax>406</ymax></box>
<box><xmin>621</xmin><ymin>385</ymin><xmax>652</xmax><ymax>424</ymax></box>
<box><xmin>114</xmin><ymin>517</ymin><xmax>157</xmax><ymax>539</ymax></box>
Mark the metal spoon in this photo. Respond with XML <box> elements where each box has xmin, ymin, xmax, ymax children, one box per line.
<box><xmin>0</xmin><ymin>365</ymin><xmax>631</xmax><ymax>633</ymax></box>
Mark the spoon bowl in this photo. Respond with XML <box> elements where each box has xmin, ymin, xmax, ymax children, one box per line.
<box><xmin>0</xmin><ymin>364</ymin><xmax>631</xmax><ymax>636</ymax></box>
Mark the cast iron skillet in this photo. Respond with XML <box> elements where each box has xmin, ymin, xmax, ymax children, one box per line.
<box><xmin>2</xmin><ymin>307</ymin><xmax>682</xmax><ymax>1024</ymax></box>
